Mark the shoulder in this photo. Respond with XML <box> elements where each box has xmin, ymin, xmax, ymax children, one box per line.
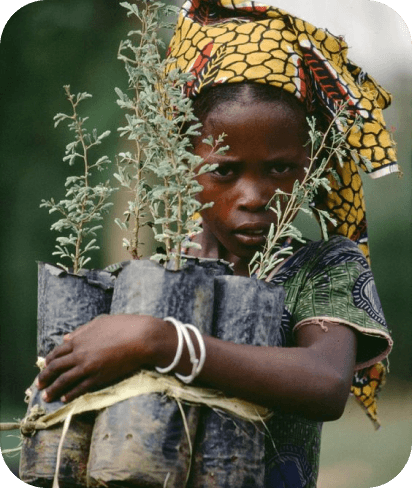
<box><xmin>272</xmin><ymin>235</ymin><xmax>369</xmax><ymax>285</ymax></box>
<box><xmin>299</xmin><ymin>235</ymin><xmax>367</xmax><ymax>264</ymax></box>
<box><xmin>305</xmin><ymin>236</ymin><xmax>369</xmax><ymax>275</ymax></box>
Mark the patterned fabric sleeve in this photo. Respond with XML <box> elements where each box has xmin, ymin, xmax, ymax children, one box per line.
<box><xmin>286</xmin><ymin>237</ymin><xmax>392</xmax><ymax>368</ymax></box>
<box><xmin>273</xmin><ymin>236</ymin><xmax>392</xmax><ymax>427</ymax></box>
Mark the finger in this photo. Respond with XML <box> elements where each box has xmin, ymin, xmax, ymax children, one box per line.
<box><xmin>37</xmin><ymin>353</ymin><xmax>75</xmax><ymax>391</ymax></box>
<box><xmin>45</xmin><ymin>341</ymin><xmax>73</xmax><ymax>366</ymax></box>
<box><xmin>42</xmin><ymin>365</ymin><xmax>85</xmax><ymax>403</ymax></box>
<box><xmin>60</xmin><ymin>376</ymin><xmax>97</xmax><ymax>404</ymax></box>
<box><xmin>62</xmin><ymin>316</ymin><xmax>101</xmax><ymax>341</ymax></box>
<box><xmin>64</xmin><ymin>325</ymin><xmax>84</xmax><ymax>340</ymax></box>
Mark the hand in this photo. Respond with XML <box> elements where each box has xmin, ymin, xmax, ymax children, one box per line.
<box><xmin>36</xmin><ymin>314</ymin><xmax>168</xmax><ymax>403</ymax></box>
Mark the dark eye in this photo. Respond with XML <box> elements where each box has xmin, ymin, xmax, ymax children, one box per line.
<box><xmin>270</xmin><ymin>162</ymin><xmax>294</xmax><ymax>175</ymax></box>
<box><xmin>212</xmin><ymin>164</ymin><xmax>235</xmax><ymax>178</ymax></box>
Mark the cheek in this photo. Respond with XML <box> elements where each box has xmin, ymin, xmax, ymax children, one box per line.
<box><xmin>195</xmin><ymin>177</ymin><xmax>209</xmax><ymax>205</ymax></box>
<box><xmin>196</xmin><ymin>178</ymin><xmax>232</xmax><ymax>221</ymax></box>
<box><xmin>195</xmin><ymin>175</ymin><xmax>220</xmax><ymax>204</ymax></box>
<box><xmin>280</xmin><ymin>166</ymin><xmax>308</xmax><ymax>193</ymax></box>
<box><xmin>198</xmin><ymin>190</ymin><xmax>231</xmax><ymax>219</ymax></box>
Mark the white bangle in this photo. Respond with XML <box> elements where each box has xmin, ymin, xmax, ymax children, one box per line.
<box><xmin>155</xmin><ymin>317</ymin><xmax>184</xmax><ymax>374</ymax></box>
<box><xmin>175</xmin><ymin>323</ymin><xmax>198</xmax><ymax>384</ymax></box>
<box><xmin>175</xmin><ymin>323</ymin><xmax>206</xmax><ymax>384</ymax></box>
<box><xmin>184</xmin><ymin>324</ymin><xmax>206</xmax><ymax>375</ymax></box>
<box><xmin>155</xmin><ymin>316</ymin><xmax>206</xmax><ymax>384</ymax></box>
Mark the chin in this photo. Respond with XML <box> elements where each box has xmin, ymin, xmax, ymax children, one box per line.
<box><xmin>225</xmin><ymin>244</ymin><xmax>263</xmax><ymax>263</ymax></box>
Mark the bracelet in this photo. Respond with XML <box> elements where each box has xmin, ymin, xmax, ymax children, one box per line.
<box><xmin>175</xmin><ymin>322</ymin><xmax>199</xmax><ymax>384</ymax></box>
<box><xmin>180</xmin><ymin>323</ymin><xmax>206</xmax><ymax>377</ymax></box>
<box><xmin>155</xmin><ymin>317</ymin><xmax>184</xmax><ymax>374</ymax></box>
<box><xmin>156</xmin><ymin>317</ymin><xmax>206</xmax><ymax>384</ymax></box>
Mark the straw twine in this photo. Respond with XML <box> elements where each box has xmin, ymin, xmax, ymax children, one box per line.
<box><xmin>1</xmin><ymin>364</ymin><xmax>271</xmax><ymax>436</ymax></box>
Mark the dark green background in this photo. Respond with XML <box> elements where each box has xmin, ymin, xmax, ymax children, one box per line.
<box><xmin>1</xmin><ymin>0</ymin><xmax>411</xmax><ymax>482</ymax></box>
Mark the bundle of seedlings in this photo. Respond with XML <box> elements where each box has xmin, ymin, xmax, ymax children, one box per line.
<box><xmin>16</xmin><ymin>85</ymin><xmax>116</xmax><ymax>488</ymax></box>
<box><xmin>7</xmin><ymin>2</ymin><xmax>236</xmax><ymax>487</ymax></box>
<box><xmin>86</xmin><ymin>2</ymin><xmax>235</xmax><ymax>486</ymax></box>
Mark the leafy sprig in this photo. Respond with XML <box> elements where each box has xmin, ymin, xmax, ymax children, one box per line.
<box><xmin>249</xmin><ymin>105</ymin><xmax>371</xmax><ymax>280</ymax></box>
<box><xmin>40</xmin><ymin>85</ymin><xmax>115</xmax><ymax>274</ymax></box>
<box><xmin>114</xmin><ymin>1</ymin><xmax>227</xmax><ymax>269</ymax></box>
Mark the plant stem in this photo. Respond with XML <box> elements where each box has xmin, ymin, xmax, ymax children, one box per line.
<box><xmin>129</xmin><ymin>84</ymin><xmax>144</xmax><ymax>260</ymax></box>
<box><xmin>65</xmin><ymin>87</ymin><xmax>90</xmax><ymax>274</ymax></box>
<box><xmin>251</xmin><ymin>105</ymin><xmax>352</xmax><ymax>280</ymax></box>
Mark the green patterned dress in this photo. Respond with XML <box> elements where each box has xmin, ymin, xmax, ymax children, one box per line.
<box><xmin>264</xmin><ymin>235</ymin><xmax>392</xmax><ymax>487</ymax></box>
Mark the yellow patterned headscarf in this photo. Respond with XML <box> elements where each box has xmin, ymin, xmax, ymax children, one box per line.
<box><xmin>167</xmin><ymin>0</ymin><xmax>399</xmax><ymax>262</ymax></box>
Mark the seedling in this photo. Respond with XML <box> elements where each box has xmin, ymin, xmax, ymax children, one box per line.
<box><xmin>40</xmin><ymin>85</ymin><xmax>115</xmax><ymax>274</ymax></box>
<box><xmin>114</xmin><ymin>1</ymin><xmax>227</xmax><ymax>269</ymax></box>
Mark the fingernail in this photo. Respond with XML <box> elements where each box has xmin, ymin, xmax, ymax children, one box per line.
<box><xmin>35</xmin><ymin>377</ymin><xmax>39</xmax><ymax>388</ymax></box>
<box><xmin>61</xmin><ymin>395</ymin><xmax>67</xmax><ymax>403</ymax></box>
<box><xmin>42</xmin><ymin>391</ymin><xmax>49</xmax><ymax>402</ymax></box>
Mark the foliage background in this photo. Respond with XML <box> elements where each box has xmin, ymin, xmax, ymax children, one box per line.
<box><xmin>0</xmin><ymin>1</ymin><xmax>410</xmax><ymax>487</ymax></box>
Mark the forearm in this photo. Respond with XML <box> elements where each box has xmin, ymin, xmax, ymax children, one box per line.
<box><xmin>202</xmin><ymin>340</ymin><xmax>346</xmax><ymax>420</ymax></box>
<box><xmin>151</xmin><ymin>320</ymin><xmax>357</xmax><ymax>421</ymax></box>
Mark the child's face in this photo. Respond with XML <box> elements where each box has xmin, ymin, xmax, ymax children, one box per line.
<box><xmin>194</xmin><ymin>99</ymin><xmax>310</xmax><ymax>263</ymax></box>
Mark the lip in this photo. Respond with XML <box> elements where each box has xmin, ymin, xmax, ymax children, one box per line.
<box><xmin>234</xmin><ymin>222</ymin><xmax>271</xmax><ymax>232</ymax></box>
<box><xmin>232</xmin><ymin>223</ymin><xmax>270</xmax><ymax>246</ymax></box>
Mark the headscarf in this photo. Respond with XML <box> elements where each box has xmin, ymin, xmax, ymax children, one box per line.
<box><xmin>166</xmin><ymin>0</ymin><xmax>399</xmax><ymax>263</ymax></box>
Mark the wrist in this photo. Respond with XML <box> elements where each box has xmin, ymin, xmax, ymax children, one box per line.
<box><xmin>153</xmin><ymin>317</ymin><xmax>207</xmax><ymax>384</ymax></box>
<box><xmin>146</xmin><ymin>317</ymin><xmax>179</xmax><ymax>370</ymax></box>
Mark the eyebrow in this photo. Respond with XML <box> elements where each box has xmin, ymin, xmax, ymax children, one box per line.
<box><xmin>210</xmin><ymin>155</ymin><xmax>306</xmax><ymax>165</ymax></box>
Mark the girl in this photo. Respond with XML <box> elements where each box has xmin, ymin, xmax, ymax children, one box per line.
<box><xmin>37</xmin><ymin>1</ymin><xmax>396</xmax><ymax>485</ymax></box>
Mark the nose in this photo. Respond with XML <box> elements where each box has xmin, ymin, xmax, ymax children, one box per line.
<box><xmin>237</xmin><ymin>178</ymin><xmax>271</xmax><ymax>212</ymax></box>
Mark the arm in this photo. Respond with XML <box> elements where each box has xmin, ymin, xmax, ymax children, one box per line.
<box><xmin>37</xmin><ymin>314</ymin><xmax>357</xmax><ymax>421</ymax></box>
<box><xmin>196</xmin><ymin>322</ymin><xmax>357</xmax><ymax>421</ymax></box>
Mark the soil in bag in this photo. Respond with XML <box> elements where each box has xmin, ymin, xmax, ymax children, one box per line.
<box><xmin>36</xmin><ymin>263</ymin><xmax>114</xmax><ymax>357</ymax></box>
<box><xmin>87</xmin><ymin>259</ymin><xmax>229</xmax><ymax>488</ymax></box>
<box><xmin>19</xmin><ymin>262</ymin><xmax>115</xmax><ymax>488</ymax></box>
<box><xmin>188</xmin><ymin>275</ymin><xmax>285</xmax><ymax>487</ymax></box>
<box><xmin>19</xmin><ymin>386</ymin><xmax>95</xmax><ymax>488</ymax></box>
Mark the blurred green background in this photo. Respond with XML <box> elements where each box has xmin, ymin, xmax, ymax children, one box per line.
<box><xmin>0</xmin><ymin>1</ymin><xmax>411</xmax><ymax>487</ymax></box>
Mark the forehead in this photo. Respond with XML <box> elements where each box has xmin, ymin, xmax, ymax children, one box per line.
<box><xmin>201</xmin><ymin>98</ymin><xmax>309</xmax><ymax>156</ymax></box>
